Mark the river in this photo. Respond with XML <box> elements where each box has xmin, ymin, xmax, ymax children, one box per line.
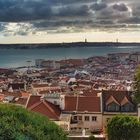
<box><xmin>0</xmin><ymin>46</ymin><xmax>140</xmax><ymax>68</ymax></box>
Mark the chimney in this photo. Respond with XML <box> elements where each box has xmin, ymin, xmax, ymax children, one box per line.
<box><xmin>24</xmin><ymin>82</ymin><xmax>27</xmax><ymax>91</ymax></box>
<box><xmin>40</xmin><ymin>95</ymin><xmax>45</xmax><ymax>101</ymax></box>
<box><xmin>97</xmin><ymin>92</ymin><xmax>103</xmax><ymax>113</ymax></box>
<box><xmin>60</xmin><ymin>95</ymin><xmax>65</xmax><ymax>110</ymax></box>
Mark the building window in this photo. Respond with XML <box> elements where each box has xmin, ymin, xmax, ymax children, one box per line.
<box><xmin>78</xmin><ymin>116</ymin><xmax>82</xmax><ymax>121</ymax></box>
<box><xmin>121</xmin><ymin>103</ymin><xmax>134</xmax><ymax>112</ymax></box>
<box><xmin>92</xmin><ymin>116</ymin><xmax>97</xmax><ymax>121</ymax></box>
<box><xmin>54</xmin><ymin>101</ymin><xmax>57</xmax><ymax>105</ymax></box>
<box><xmin>107</xmin><ymin>102</ymin><xmax>120</xmax><ymax>112</ymax></box>
<box><xmin>73</xmin><ymin>116</ymin><xmax>77</xmax><ymax>121</ymax></box>
<box><xmin>106</xmin><ymin>118</ymin><xmax>110</xmax><ymax>122</ymax></box>
<box><xmin>85</xmin><ymin>116</ymin><xmax>89</xmax><ymax>121</ymax></box>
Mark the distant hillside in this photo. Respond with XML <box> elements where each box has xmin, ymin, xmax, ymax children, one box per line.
<box><xmin>0</xmin><ymin>42</ymin><xmax>140</xmax><ymax>49</ymax></box>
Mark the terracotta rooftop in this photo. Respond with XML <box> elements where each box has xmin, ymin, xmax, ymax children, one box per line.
<box><xmin>64</xmin><ymin>96</ymin><xmax>101</xmax><ymax>112</ymax></box>
<box><xmin>0</xmin><ymin>94</ymin><xmax>4</xmax><ymax>101</ymax></box>
<box><xmin>15</xmin><ymin>97</ymin><xmax>28</xmax><ymax>106</ymax></box>
<box><xmin>32</xmin><ymin>84</ymin><xmax>49</xmax><ymax>88</ymax></box>
<box><xmin>59</xmin><ymin>59</ymin><xmax>84</xmax><ymax>66</ymax></box>
<box><xmin>20</xmin><ymin>91</ymin><xmax>30</xmax><ymax>98</ymax></box>
<box><xmin>26</xmin><ymin>95</ymin><xmax>41</xmax><ymax>108</ymax></box>
<box><xmin>1</xmin><ymin>91</ymin><xmax>22</xmax><ymax>98</ymax></box>
<box><xmin>102</xmin><ymin>90</ymin><xmax>132</xmax><ymax>104</ymax></box>
<box><xmin>26</xmin><ymin>95</ymin><xmax>61</xmax><ymax>120</ymax></box>
<box><xmin>81</xmin><ymin>89</ymin><xmax>101</xmax><ymax>97</ymax></box>
<box><xmin>102</xmin><ymin>90</ymin><xmax>136</xmax><ymax>111</ymax></box>
<box><xmin>30</xmin><ymin>101</ymin><xmax>60</xmax><ymax>120</ymax></box>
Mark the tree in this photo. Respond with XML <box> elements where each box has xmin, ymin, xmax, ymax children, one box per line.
<box><xmin>89</xmin><ymin>135</ymin><xmax>96</xmax><ymax>140</ymax></box>
<box><xmin>107</xmin><ymin>115</ymin><xmax>140</xmax><ymax>140</ymax></box>
<box><xmin>134</xmin><ymin>65</ymin><xmax>140</xmax><ymax>104</ymax></box>
<box><xmin>0</xmin><ymin>104</ymin><xmax>67</xmax><ymax>140</ymax></box>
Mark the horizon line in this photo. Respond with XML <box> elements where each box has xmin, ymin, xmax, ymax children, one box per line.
<box><xmin>0</xmin><ymin>41</ymin><xmax>140</xmax><ymax>45</ymax></box>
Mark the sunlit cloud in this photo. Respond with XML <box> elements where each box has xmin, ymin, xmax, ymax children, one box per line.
<box><xmin>0</xmin><ymin>0</ymin><xmax>139</xmax><ymax>43</ymax></box>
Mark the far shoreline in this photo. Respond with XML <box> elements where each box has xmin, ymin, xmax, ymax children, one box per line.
<box><xmin>0</xmin><ymin>42</ymin><xmax>140</xmax><ymax>49</ymax></box>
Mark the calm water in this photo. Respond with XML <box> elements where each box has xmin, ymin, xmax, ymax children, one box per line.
<box><xmin>0</xmin><ymin>46</ymin><xmax>140</xmax><ymax>68</ymax></box>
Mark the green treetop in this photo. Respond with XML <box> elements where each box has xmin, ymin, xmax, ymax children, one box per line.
<box><xmin>107</xmin><ymin>115</ymin><xmax>140</xmax><ymax>140</ymax></box>
<box><xmin>134</xmin><ymin>65</ymin><xmax>140</xmax><ymax>104</ymax></box>
<box><xmin>0</xmin><ymin>104</ymin><xmax>67</xmax><ymax>140</ymax></box>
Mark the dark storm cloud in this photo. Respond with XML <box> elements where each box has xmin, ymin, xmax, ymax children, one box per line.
<box><xmin>95</xmin><ymin>3</ymin><xmax>131</xmax><ymax>21</ymax></box>
<box><xmin>0</xmin><ymin>0</ymin><xmax>96</xmax><ymax>22</ymax></box>
<box><xmin>0</xmin><ymin>0</ymin><xmax>139</xmax><ymax>35</ymax></box>
<box><xmin>57</xmin><ymin>5</ymin><xmax>90</xmax><ymax>17</ymax></box>
<box><xmin>112</xmin><ymin>3</ymin><xmax>128</xmax><ymax>11</ymax></box>
<box><xmin>90</xmin><ymin>3</ymin><xmax>107</xmax><ymax>11</ymax></box>
<box><xmin>0</xmin><ymin>0</ymin><xmax>52</xmax><ymax>22</ymax></box>
<box><xmin>120</xmin><ymin>17</ymin><xmax>140</xmax><ymax>24</ymax></box>
<box><xmin>32</xmin><ymin>19</ymin><xmax>93</xmax><ymax>29</ymax></box>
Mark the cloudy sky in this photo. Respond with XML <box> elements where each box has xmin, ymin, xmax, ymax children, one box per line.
<box><xmin>0</xmin><ymin>0</ymin><xmax>140</xmax><ymax>43</ymax></box>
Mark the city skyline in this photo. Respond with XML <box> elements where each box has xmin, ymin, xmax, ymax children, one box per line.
<box><xmin>0</xmin><ymin>0</ymin><xmax>139</xmax><ymax>43</ymax></box>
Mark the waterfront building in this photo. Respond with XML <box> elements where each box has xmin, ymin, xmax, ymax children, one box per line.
<box><xmin>129</xmin><ymin>52</ymin><xmax>140</xmax><ymax>62</ymax></box>
<box><xmin>35</xmin><ymin>59</ymin><xmax>45</xmax><ymax>68</ymax></box>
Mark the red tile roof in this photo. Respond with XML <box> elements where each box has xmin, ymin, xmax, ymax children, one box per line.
<box><xmin>77</xmin><ymin>80</ymin><xmax>93</xmax><ymax>86</ymax></box>
<box><xmin>30</xmin><ymin>101</ymin><xmax>60</xmax><ymax>120</ymax></box>
<box><xmin>15</xmin><ymin>97</ymin><xmax>28</xmax><ymax>106</ymax></box>
<box><xmin>20</xmin><ymin>91</ymin><xmax>30</xmax><ymax>98</ymax></box>
<box><xmin>38</xmin><ymin>87</ymin><xmax>61</xmax><ymax>94</ymax></box>
<box><xmin>26</xmin><ymin>95</ymin><xmax>60</xmax><ymax>120</ymax></box>
<box><xmin>26</xmin><ymin>95</ymin><xmax>41</xmax><ymax>108</ymax></box>
<box><xmin>2</xmin><ymin>91</ymin><xmax>22</xmax><ymax>98</ymax></box>
<box><xmin>59</xmin><ymin>59</ymin><xmax>84</xmax><ymax>66</ymax></box>
<box><xmin>32</xmin><ymin>84</ymin><xmax>49</xmax><ymax>88</ymax></box>
<box><xmin>64</xmin><ymin>96</ymin><xmax>101</xmax><ymax>112</ymax></box>
<box><xmin>81</xmin><ymin>89</ymin><xmax>101</xmax><ymax>97</ymax></box>
<box><xmin>102</xmin><ymin>90</ymin><xmax>132</xmax><ymax>104</ymax></box>
<box><xmin>0</xmin><ymin>94</ymin><xmax>4</xmax><ymax>101</ymax></box>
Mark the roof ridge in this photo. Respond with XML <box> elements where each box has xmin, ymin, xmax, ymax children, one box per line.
<box><xmin>25</xmin><ymin>94</ymin><xmax>32</xmax><ymax>108</ymax></box>
<box><xmin>25</xmin><ymin>95</ymin><xmax>41</xmax><ymax>108</ymax></box>
<box><xmin>42</xmin><ymin>100</ymin><xmax>59</xmax><ymax>119</ymax></box>
<box><xmin>106</xmin><ymin>95</ymin><xmax>120</xmax><ymax>105</ymax></box>
<box><xmin>121</xmin><ymin>96</ymin><xmax>132</xmax><ymax>105</ymax></box>
<box><xmin>28</xmin><ymin>101</ymin><xmax>42</xmax><ymax>110</ymax></box>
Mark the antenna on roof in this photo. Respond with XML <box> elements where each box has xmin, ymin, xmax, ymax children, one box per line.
<box><xmin>116</xmin><ymin>38</ymin><xmax>119</xmax><ymax>47</ymax></box>
<box><xmin>116</xmin><ymin>38</ymin><xmax>118</xmax><ymax>43</ymax></box>
<box><xmin>76</xmin><ymin>92</ymin><xmax>79</xmax><ymax>111</ymax></box>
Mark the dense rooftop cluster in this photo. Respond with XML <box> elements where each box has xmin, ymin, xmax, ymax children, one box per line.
<box><xmin>0</xmin><ymin>52</ymin><xmax>140</xmax><ymax>138</ymax></box>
